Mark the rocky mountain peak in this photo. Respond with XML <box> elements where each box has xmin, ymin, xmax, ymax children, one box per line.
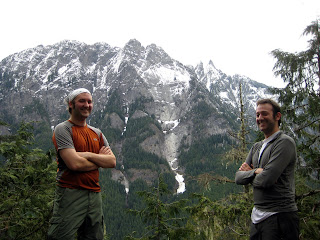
<box><xmin>0</xmin><ymin>39</ymin><xmax>273</xmax><ymax>193</ymax></box>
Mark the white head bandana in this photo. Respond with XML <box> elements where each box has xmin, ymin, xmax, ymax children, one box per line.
<box><xmin>65</xmin><ymin>88</ymin><xmax>91</xmax><ymax>104</ymax></box>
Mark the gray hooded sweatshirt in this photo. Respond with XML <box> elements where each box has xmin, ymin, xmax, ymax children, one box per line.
<box><xmin>235</xmin><ymin>132</ymin><xmax>298</xmax><ymax>212</ymax></box>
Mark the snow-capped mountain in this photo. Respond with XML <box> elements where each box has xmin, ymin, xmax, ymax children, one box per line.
<box><xmin>0</xmin><ymin>39</ymin><xmax>273</xmax><ymax>193</ymax></box>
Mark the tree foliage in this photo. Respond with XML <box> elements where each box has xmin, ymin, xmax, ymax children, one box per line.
<box><xmin>1</xmin><ymin>20</ymin><xmax>319</xmax><ymax>240</ymax></box>
<box><xmin>126</xmin><ymin>175</ymin><xmax>253</xmax><ymax>240</ymax></box>
<box><xmin>270</xmin><ymin>19</ymin><xmax>320</xmax><ymax>176</ymax></box>
<box><xmin>270</xmin><ymin>19</ymin><xmax>320</xmax><ymax>239</ymax></box>
<box><xmin>0</xmin><ymin>122</ymin><xmax>56</xmax><ymax>239</ymax></box>
<box><xmin>125</xmin><ymin>175</ymin><xmax>192</xmax><ymax>240</ymax></box>
<box><xmin>224</xmin><ymin>81</ymin><xmax>250</xmax><ymax>167</ymax></box>
<box><xmin>186</xmin><ymin>191</ymin><xmax>253</xmax><ymax>240</ymax></box>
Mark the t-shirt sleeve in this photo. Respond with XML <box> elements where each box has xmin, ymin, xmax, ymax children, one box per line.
<box><xmin>53</xmin><ymin>123</ymin><xmax>75</xmax><ymax>150</ymax></box>
<box><xmin>88</xmin><ymin>125</ymin><xmax>110</xmax><ymax>148</ymax></box>
<box><xmin>101</xmin><ymin>132</ymin><xmax>110</xmax><ymax>148</ymax></box>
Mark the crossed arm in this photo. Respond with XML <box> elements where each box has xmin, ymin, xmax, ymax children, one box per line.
<box><xmin>60</xmin><ymin>146</ymin><xmax>116</xmax><ymax>172</ymax></box>
<box><xmin>236</xmin><ymin>139</ymin><xmax>294</xmax><ymax>188</ymax></box>
<box><xmin>235</xmin><ymin>161</ymin><xmax>263</xmax><ymax>186</ymax></box>
<box><xmin>239</xmin><ymin>162</ymin><xmax>263</xmax><ymax>174</ymax></box>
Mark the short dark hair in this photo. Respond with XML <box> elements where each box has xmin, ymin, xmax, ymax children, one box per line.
<box><xmin>256</xmin><ymin>99</ymin><xmax>281</xmax><ymax>126</ymax></box>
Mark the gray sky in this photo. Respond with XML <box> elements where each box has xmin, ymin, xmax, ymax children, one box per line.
<box><xmin>1</xmin><ymin>0</ymin><xmax>319</xmax><ymax>87</ymax></box>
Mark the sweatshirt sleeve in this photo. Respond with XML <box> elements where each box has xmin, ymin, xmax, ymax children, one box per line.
<box><xmin>235</xmin><ymin>146</ymin><xmax>256</xmax><ymax>185</ymax></box>
<box><xmin>252</xmin><ymin>137</ymin><xmax>296</xmax><ymax>188</ymax></box>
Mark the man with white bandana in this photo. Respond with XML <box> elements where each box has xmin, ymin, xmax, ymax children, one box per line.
<box><xmin>235</xmin><ymin>99</ymin><xmax>299</xmax><ymax>240</ymax></box>
<box><xmin>48</xmin><ymin>88</ymin><xmax>116</xmax><ymax>240</ymax></box>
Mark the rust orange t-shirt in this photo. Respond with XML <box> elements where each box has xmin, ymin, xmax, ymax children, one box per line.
<box><xmin>52</xmin><ymin>120</ymin><xmax>109</xmax><ymax>192</ymax></box>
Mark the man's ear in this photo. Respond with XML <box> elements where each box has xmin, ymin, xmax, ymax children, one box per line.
<box><xmin>275</xmin><ymin>112</ymin><xmax>281</xmax><ymax>121</ymax></box>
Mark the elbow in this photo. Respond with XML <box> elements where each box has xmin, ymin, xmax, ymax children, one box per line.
<box><xmin>101</xmin><ymin>156</ymin><xmax>116</xmax><ymax>168</ymax></box>
<box><xmin>235</xmin><ymin>174</ymin><xmax>242</xmax><ymax>185</ymax></box>
<box><xmin>67</xmin><ymin>162</ymin><xmax>83</xmax><ymax>171</ymax></box>
<box><xmin>110</xmin><ymin>156</ymin><xmax>116</xmax><ymax>168</ymax></box>
<box><xmin>235</xmin><ymin>172</ymin><xmax>245</xmax><ymax>185</ymax></box>
<box><xmin>235</xmin><ymin>172</ymin><xmax>247</xmax><ymax>185</ymax></box>
<box><xmin>235</xmin><ymin>178</ymin><xmax>243</xmax><ymax>185</ymax></box>
<box><xmin>235</xmin><ymin>170</ymin><xmax>255</xmax><ymax>185</ymax></box>
<box><xmin>66</xmin><ymin>157</ymin><xmax>91</xmax><ymax>171</ymax></box>
<box><xmin>235</xmin><ymin>178</ymin><xmax>247</xmax><ymax>185</ymax></box>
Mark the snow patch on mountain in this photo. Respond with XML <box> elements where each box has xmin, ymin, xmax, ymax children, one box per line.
<box><xmin>111</xmin><ymin>50</ymin><xmax>125</xmax><ymax>73</ymax></box>
<box><xmin>0</xmin><ymin>39</ymin><xmax>277</xmax><ymax>196</ymax></box>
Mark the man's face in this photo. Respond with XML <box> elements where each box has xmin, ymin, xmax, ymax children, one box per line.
<box><xmin>256</xmin><ymin>103</ymin><xmax>280</xmax><ymax>137</ymax></box>
<box><xmin>70</xmin><ymin>93</ymin><xmax>93</xmax><ymax>119</ymax></box>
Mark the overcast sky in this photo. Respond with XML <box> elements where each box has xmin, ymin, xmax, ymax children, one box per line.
<box><xmin>0</xmin><ymin>0</ymin><xmax>319</xmax><ymax>88</ymax></box>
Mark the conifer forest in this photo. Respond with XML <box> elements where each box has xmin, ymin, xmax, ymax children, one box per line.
<box><xmin>0</xmin><ymin>20</ymin><xmax>319</xmax><ymax>240</ymax></box>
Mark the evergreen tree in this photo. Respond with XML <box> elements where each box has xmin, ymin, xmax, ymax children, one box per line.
<box><xmin>184</xmin><ymin>80</ymin><xmax>253</xmax><ymax>239</ymax></box>
<box><xmin>223</xmin><ymin>81</ymin><xmax>252</xmax><ymax>194</ymax></box>
<box><xmin>270</xmin><ymin>19</ymin><xmax>320</xmax><ymax>175</ymax></box>
<box><xmin>0</xmin><ymin>122</ymin><xmax>56</xmax><ymax>239</ymax></box>
<box><xmin>270</xmin><ymin>19</ymin><xmax>320</xmax><ymax>239</ymax></box>
<box><xmin>186</xmin><ymin>192</ymin><xmax>253</xmax><ymax>240</ymax></box>
<box><xmin>224</xmin><ymin>81</ymin><xmax>250</xmax><ymax>166</ymax></box>
<box><xmin>125</xmin><ymin>175</ymin><xmax>192</xmax><ymax>240</ymax></box>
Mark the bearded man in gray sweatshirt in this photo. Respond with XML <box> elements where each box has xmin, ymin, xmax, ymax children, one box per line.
<box><xmin>235</xmin><ymin>99</ymin><xmax>299</xmax><ymax>240</ymax></box>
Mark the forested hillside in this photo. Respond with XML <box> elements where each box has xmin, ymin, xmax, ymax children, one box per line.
<box><xmin>1</xmin><ymin>20</ymin><xmax>320</xmax><ymax>239</ymax></box>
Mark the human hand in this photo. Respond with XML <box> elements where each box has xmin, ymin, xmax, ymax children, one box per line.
<box><xmin>239</xmin><ymin>162</ymin><xmax>253</xmax><ymax>171</ymax></box>
<box><xmin>254</xmin><ymin>168</ymin><xmax>263</xmax><ymax>174</ymax></box>
<box><xmin>99</xmin><ymin>146</ymin><xmax>113</xmax><ymax>156</ymax></box>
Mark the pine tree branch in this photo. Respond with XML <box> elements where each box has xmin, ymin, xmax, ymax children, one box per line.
<box><xmin>227</xmin><ymin>226</ymin><xmax>248</xmax><ymax>236</ymax></box>
<box><xmin>296</xmin><ymin>189</ymin><xmax>320</xmax><ymax>200</ymax></box>
<box><xmin>294</xmin><ymin>118</ymin><xmax>320</xmax><ymax>132</ymax></box>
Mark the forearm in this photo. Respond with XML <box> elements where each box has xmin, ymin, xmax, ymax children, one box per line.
<box><xmin>78</xmin><ymin>150</ymin><xmax>116</xmax><ymax>168</ymax></box>
<box><xmin>60</xmin><ymin>149</ymin><xmax>99</xmax><ymax>171</ymax></box>
<box><xmin>235</xmin><ymin>170</ymin><xmax>256</xmax><ymax>185</ymax></box>
<box><xmin>235</xmin><ymin>161</ymin><xmax>256</xmax><ymax>185</ymax></box>
<box><xmin>74</xmin><ymin>157</ymin><xmax>99</xmax><ymax>171</ymax></box>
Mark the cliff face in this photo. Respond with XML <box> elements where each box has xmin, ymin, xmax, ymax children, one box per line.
<box><xmin>0</xmin><ymin>39</ymin><xmax>272</xmax><ymax>193</ymax></box>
